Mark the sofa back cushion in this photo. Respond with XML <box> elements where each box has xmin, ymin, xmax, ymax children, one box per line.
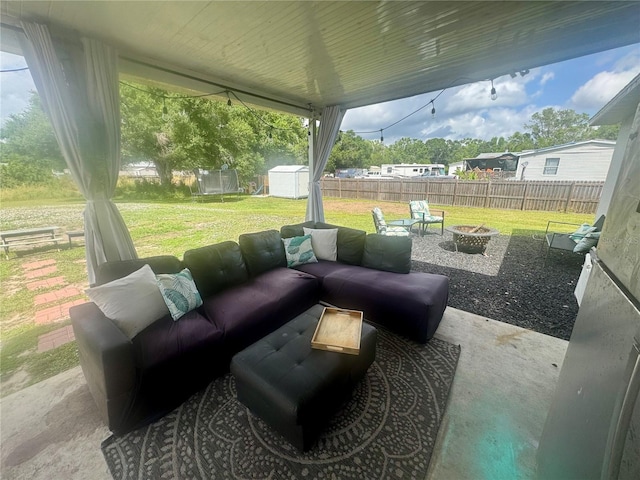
<box><xmin>280</xmin><ymin>221</ymin><xmax>316</xmax><ymax>239</ymax></box>
<box><xmin>361</xmin><ymin>234</ymin><xmax>412</xmax><ymax>273</ymax></box>
<box><xmin>183</xmin><ymin>241</ymin><xmax>249</xmax><ymax>298</ymax></box>
<box><xmin>239</xmin><ymin>230</ymin><xmax>287</xmax><ymax>276</ymax></box>
<box><xmin>281</xmin><ymin>222</ymin><xmax>367</xmax><ymax>265</ymax></box>
<box><xmin>95</xmin><ymin>255</ymin><xmax>183</xmax><ymax>286</ymax></box>
<box><xmin>315</xmin><ymin>222</ymin><xmax>367</xmax><ymax>265</ymax></box>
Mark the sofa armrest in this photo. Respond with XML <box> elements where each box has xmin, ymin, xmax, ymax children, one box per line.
<box><xmin>70</xmin><ymin>302</ymin><xmax>136</xmax><ymax>429</ymax></box>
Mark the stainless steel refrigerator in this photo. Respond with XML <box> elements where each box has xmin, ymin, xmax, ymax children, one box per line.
<box><xmin>537</xmin><ymin>109</ymin><xmax>640</xmax><ymax>479</ymax></box>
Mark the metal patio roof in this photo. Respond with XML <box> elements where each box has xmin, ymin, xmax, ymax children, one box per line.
<box><xmin>1</xmin><ymin>1</ymin><xmax>639</xmax><ymax>116</ymax></box>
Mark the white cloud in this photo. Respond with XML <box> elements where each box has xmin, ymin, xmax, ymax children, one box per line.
<box><xmin>570</xmin><ymin>50</ymin><xmax>640</xmax><ymax>110</ymax></box>
<box><xmin>570</xmin><ymin>69</ymin><xmax>640</xmax><ymax>110</ymax></box>
<box><xmin>444</xmin><ymin>78</ymin><xmax>529</xmax><ymax>114</ymax></box>
<box><xmin>540</xmin><ymin>72</ymin><xmax>555</xmax><ymax>86</ymax></box>
<box><xmin>424</xmin><ymin>106</ymin><xmax>538</xmax><ymax>141</ymax></box>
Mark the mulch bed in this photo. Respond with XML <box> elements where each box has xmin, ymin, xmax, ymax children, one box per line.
<box><xmin>410</xmin><ymin>231</ymin><xmax>585</xmax><ymax>340</ymax></box>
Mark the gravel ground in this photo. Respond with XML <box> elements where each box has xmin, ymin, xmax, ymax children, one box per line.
<box><xmin>410</xmin><ymin>231</ymin><xmax>585</xmax><ymax>340</ymax></box>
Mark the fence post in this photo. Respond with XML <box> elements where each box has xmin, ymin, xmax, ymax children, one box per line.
<box><xmin>356</xmin><ymin>179</ymin><xmax>360</xmax><ymax>199</ymax></box>
<box><xmin>521</xmin><ymin>182</ymin><xmax>529</xmax><ymax>210</ymax></box>
<box><xmin>452</xmin><ymin>179</ymin><xmax>458</xmax><ymax>206</ymax></box>
<box><xmin>377</xmin><ymin>179</ymin><xmax>381</xmax><ymax>201</ymax></box>
<box><xmin>564</xmin><ymin>182</ymin><xmax>576</xmax><ymax>213</ymax></box>
<box><xmin>338</xmin><ymin>178</ymin><xmax>342</xmax><ymax>198</ymax></box>
<box><xmin>483</xmin><ymin>180</ymin><xmax>491</xmax><ymax>208</ymax></box>
<box><xmin>400</xmin><ymin>178</ymin><xmax>404</xmax><ymax>202</ymax></box>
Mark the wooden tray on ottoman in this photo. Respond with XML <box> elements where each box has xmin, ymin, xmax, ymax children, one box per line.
<box><xmin>311</xmin><ymin>307</ymin><xmax>363</xmax><ymax>355</ymax></box>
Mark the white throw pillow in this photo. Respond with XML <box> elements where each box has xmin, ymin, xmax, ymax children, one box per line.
<box><xmin>85</xmin><ymin>264</ymin><xmax>170</xmax><ymax>339</ymax></box>
<box><xmin>303</xmin><ymin>227</ymin><xmax>338</xmax><ymax>261</ymax></box>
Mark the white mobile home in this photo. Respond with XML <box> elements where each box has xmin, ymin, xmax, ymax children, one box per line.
<box><xmin>268</xmin><ymin>165</ymin><xmax>309</xmax><ymax>199</ymax></box>
<box><xmin>515</xmin><ymin>140</ymin><xmax>615</xmax><ymax>181</ymax></box>
<box><xmin>381</xmin><ymin>164</ymin><xmax>447</xmax><ymax>177</ymax></box>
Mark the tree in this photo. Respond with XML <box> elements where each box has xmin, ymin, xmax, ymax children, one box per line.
<box><xmin>386</xmin><ymin>137</ymin><xmax>429</xmax><ymax>164</ymax></box>
<box><xmin>590</xmin><ymin>124</ymin><xmax>620</xmax><ymax>141</ymax></box>
<box><xmin>326</xmin><ymin>130</ymin><xmax>373</xmax><ymax>172</ymax></box>
<box><xmin>241</xmin><ymin>109</ymin><xmax>307</xmax><ymax>175</ymax></box>
<box><xmin>524</xmin><ymin>108</ymin><xmax>592</xmax><ymax>148</ymax></box>
<box><xmin>120</xmin><ymin>85</ymin><xmax>174</xmax><ymax>184</ymax></box>
<box><xmin>423</xmin><ymin>138</ymin><xmax>454</xmax><ymax>166</ymax></box>
<box><xmin>0</xmin><ymin>91</ymin><xmax>65</xmax><ymax>171</ymax></box>
<box><xmin>120</xmin><ymin>83</ymin><xmax>307</xmax><ymax>186</ymax></box>
<box><xmin>369</xmin><ymin>140</ymin><xmax>388</xmax><ymax>168</ymax></box>
<box><xmin>506</xmin><ymin>131</ymin><xmax>534</xmax><ymax>152</ymax></box>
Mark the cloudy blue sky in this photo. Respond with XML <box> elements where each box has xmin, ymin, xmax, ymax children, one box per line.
<box><xmin>342</xmin><ymin>43</ymin><xmax>640</xmax><ymax>144</ymax></box>
<box><xmin>1</xmin><ymin>43</ymin><xmax>639</xmax><ymax>143</ymax></box>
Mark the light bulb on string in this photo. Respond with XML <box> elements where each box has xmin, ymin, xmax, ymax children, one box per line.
<box><xmin>380</xmin><ymin>130</ymin><xmax>384</xmax><ymax>143</ymax></box>
<box><xmin>227</xmin><ymin>92</ymin><xmax>232</xmax><ymax>107</ymax></box>
<box><xmin>490</xmin><ymin>80</ymin><xmax>498</xmax><ymax>101</ymax></box>
<box><xmin>431</xmin><ymin>101</ymin><xmax>436</xmax><ymax>118</ymax></box>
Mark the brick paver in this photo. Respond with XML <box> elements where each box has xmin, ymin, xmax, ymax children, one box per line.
<box><xmin>26</xmin><ymin>276</ymin><xmax>66</xmax><ymax>291</ymax></box>
<box><xmin>34</xmin><ymin>286</ymin><xmax>83</xmax><ymax>306</ymax></box>
<box><xmin>24</xmin><ymin>265</ymin><xmax>57</xmax><ymax>279</ymax></box>
<box><xmin>35</xmin><ymin>299</ymin><xmax>86</xmax><ymax>325</ymax></box>
<box><xmin>22</xmin><ymin>259</ymin><xmax>57</xmax><ymax>271</ymax></box>
<box><xmin>37</xmin><ymin>325</ymin><xmax>75</xmax><ymax>352</ymax></box>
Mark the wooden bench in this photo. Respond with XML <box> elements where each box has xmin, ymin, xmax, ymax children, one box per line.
<box><xmin>67</xmin><ymin>230</ymin><xmax>85</xmax><ymax>247</ymax></box>
<box><xmin>1</xmin><ymin>227</ymin><xmax>63</xmax><ymax>257</ymax></box>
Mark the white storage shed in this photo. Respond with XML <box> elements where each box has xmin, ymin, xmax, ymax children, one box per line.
<box><xmin>268</xmin><ymin>165</ymin><xmax>309</xmax><ymax>199</ymax></box>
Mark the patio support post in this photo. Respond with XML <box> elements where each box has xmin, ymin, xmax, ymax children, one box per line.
<box><xmin>306</xmin><ymin>112</ymin><xmax>317</xmax><ymax>220</ymax></box>
<box><xmin>19</xmin><ymin>22</ymin><xmax>138</xmax><ymax>285</ymax></box>
<box><xmin>305</xmin><ymin>106</ymin><xmax>345</xmax><ymax>222</ymax></box>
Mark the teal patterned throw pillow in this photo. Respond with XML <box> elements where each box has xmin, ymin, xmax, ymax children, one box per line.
<box><xmin>156</xmin><ymin>268</ymin><xmax>203</xmax><ymax>321</ymax></box>
<box><xmin>281</xmin><ymin>234</ymin><xmax>318</xmax><ymax>267</ymax></box>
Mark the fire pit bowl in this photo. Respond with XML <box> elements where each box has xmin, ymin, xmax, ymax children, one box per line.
<box><xmin>445</xmin><ymin>225</ymin><xmax>499</xmax><ymax>253</ymax></box>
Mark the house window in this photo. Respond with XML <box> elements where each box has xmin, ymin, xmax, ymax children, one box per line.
<box><xmin>543</xmin><ymin>158</ymin><xmax>560</xmax><ymax>175</ymax></box>
<box><xmin>387</xmin><ymin>167</ymin><xmax>393</xmax><ymax>174</ymax></box>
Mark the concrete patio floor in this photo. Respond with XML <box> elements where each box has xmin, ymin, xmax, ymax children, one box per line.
<box><xmin>0</xmin><ymin>307</ymin><xmax>568</xmax><ymax>480</ymax></box>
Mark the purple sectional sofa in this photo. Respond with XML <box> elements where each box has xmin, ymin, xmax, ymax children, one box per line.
<box><xmin>70</xmin><ymin>222</ymin><xmax>449</xmax><ymax>435</ymax></box>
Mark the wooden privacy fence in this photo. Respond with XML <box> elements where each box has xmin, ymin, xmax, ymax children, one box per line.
<box><xmin>320</xmin><ymin>178</ymin><xmax>604</xmax><ymax>213</ymax></box>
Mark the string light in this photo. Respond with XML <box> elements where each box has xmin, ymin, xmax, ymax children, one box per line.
<box><xmin>431</xmin><ymin>101</ymin><xmax>436</xmax><ymax>117</ymax></box>
<box><xmin>490</xmin><ymin>79</ymin><xmax>498</xmax><ymax>101</ymax></box>
<box><xmin>227</xmin><ymin>91</ymin><xmax>232</xmax><ymax>107</ymax></box>
<box><xmin>352</xmin><ymin>75</ymin><xmax>475</xmax><ymax>137</ymax></box>
<box><xmin>380</xmin><ymin>129</ymin><xmax>384</xmax><ymax>143</ymax></box>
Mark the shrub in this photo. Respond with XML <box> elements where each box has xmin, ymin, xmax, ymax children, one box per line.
<box><xmin>0</xmin><ymin>155</ymin><xmax>55</xmax><ymax>188</ymax></box>
<box><xmin>114</xmin><ymin>177</ymin><xmax>192</xmax><ymax>200</ymax></box>
<box><xmin>0</xmin><ymin>174</ymin><xmax>82</xmax><ymax>203</ymax></box>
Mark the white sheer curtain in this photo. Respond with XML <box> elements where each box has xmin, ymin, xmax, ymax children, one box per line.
<box><xmin>305</xmin><ymin>105</ymin><xmax>345</xmax><ymax>222</ymax></box>
<box><xmin>20</xmin><ymin>22</ymin><xmax>138</xmax><ymax>285</ymax></box>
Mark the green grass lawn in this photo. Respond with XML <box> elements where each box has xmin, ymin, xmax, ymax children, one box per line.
<box><xmin>0</xmin><ymin>194</ymin><xmax>594</xmax><ymax>396</ymax></box>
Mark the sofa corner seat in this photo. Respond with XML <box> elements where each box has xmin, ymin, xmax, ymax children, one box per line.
<box><xmin>200</xmin><ymin>267</ymin><xmax>320</xmax><ymax>351</ymax></box>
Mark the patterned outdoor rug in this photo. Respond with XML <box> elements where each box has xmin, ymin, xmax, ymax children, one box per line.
<box><xmin>102</xmin><ymin>325</ymin><xmax>461</xmax><ymax>480</ymax></box>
